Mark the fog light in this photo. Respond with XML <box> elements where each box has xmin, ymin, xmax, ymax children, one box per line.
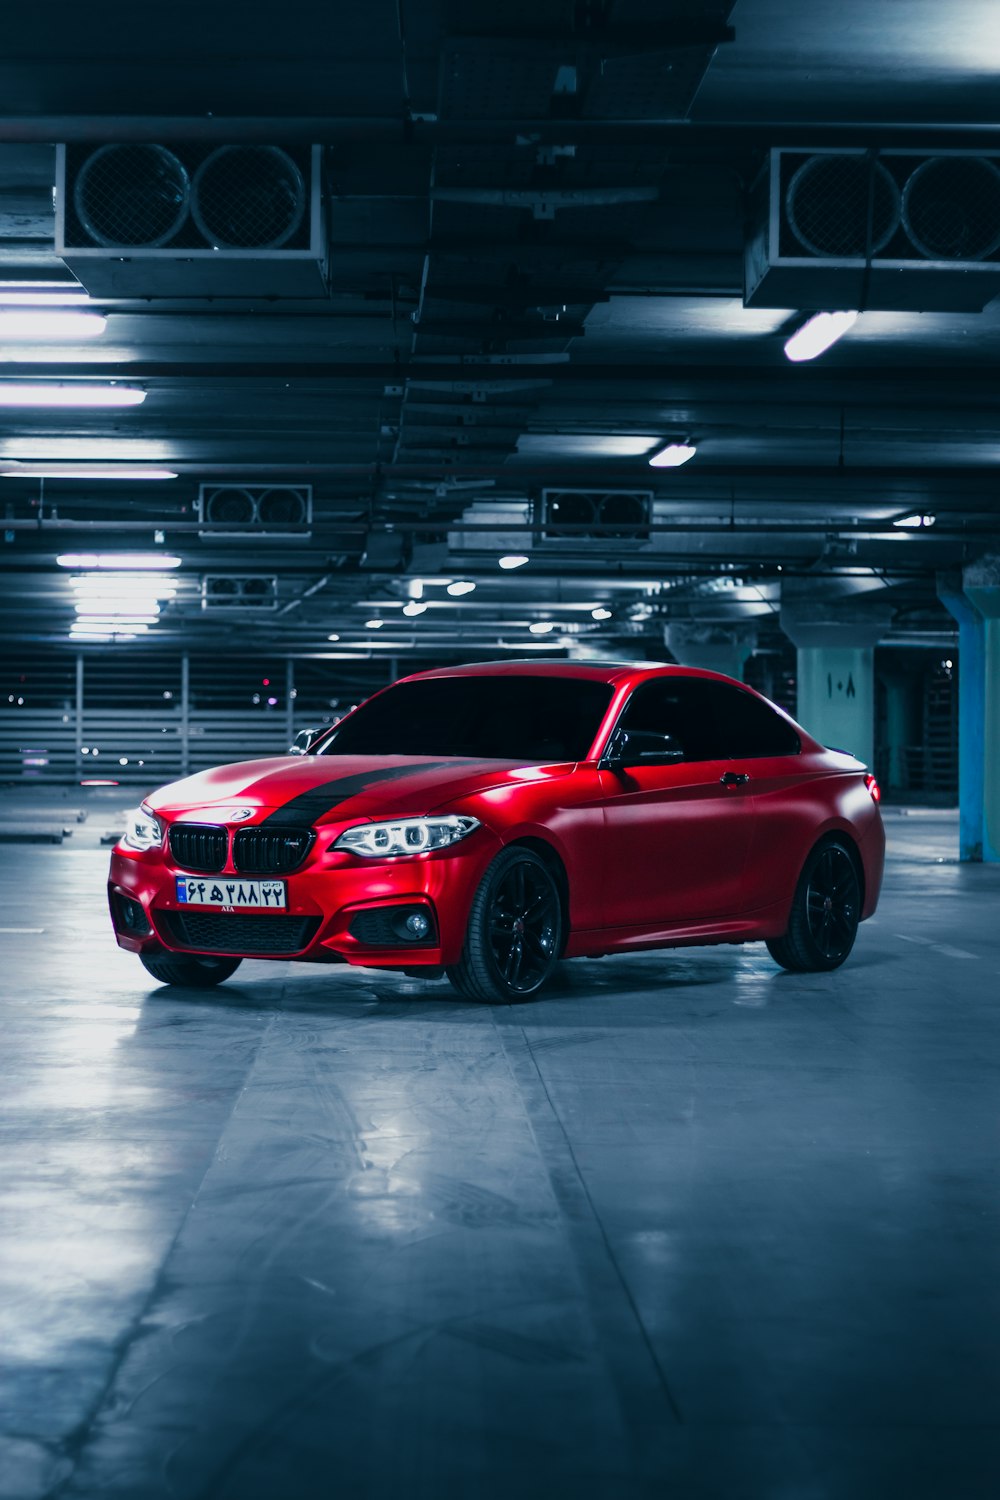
<box><xmin>405</xmin><ymin>912</ymin><xmax>430</xmax><ymax>938</ymax></box>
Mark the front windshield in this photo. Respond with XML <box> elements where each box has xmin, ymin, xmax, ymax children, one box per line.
<box><xmin>319</xmin><ymin>675</ymin><xmax>614</xmax><ymax>761</ymax></box>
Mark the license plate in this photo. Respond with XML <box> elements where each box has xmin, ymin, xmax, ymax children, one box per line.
<box><xmin>175</xmin><ymin>876</ymin><xmax>286</xmax><ymax>910</ymax></box>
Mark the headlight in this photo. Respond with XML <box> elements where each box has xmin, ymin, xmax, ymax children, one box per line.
<box><xmin>121</xmin><ymin>804</ymin><xmax>163</xmax><ymax>852</ymax></box>
<box><xmin>334</xmin><ymin>815</ymin><xmax>480</xmax><ymax>859</ymax></box>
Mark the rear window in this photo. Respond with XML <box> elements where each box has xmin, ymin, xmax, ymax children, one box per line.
<box><xmin>319</xmin><ymin>675</ymin><xmax>615</xmax><ymax>762</ymax></box>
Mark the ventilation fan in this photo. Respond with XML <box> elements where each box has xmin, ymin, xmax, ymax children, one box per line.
<box><xmin>197</xmin><ymin>484</ymin><xmax>312</xmax><ymax>535</ymax></box>
<box><xmin>201</xmin><ymin>575</ymin><xmax>279</xmax><ymax>610</ymax></box>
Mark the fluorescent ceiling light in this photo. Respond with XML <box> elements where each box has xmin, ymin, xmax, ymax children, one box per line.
<box><xmin>0</xmin><ymin>384</ymin><xmax>145</xmax><ymax>408</ymax></box>
<box><xmin>57</xmin><ymin>553</ymin><xmax>181</xmax><ymax>569</ymax></box>
<box><xmin>784</xmin><ymin>311</ymin><xmax>858</xmax><ymax>363</ymax></box>
<box><xmin>71</xmin><ymin>621</ymin><xmax>148</xmax><ymax>634</ymax></box>
<box><xmin>365</xmin><ymin>618</ymin><xmax>385</xmax><ymax>629</ymax></box>
<box><xmin>74</xmin><ymin>614</ymin><xmax>160</xmax><ymax>625</ymax></box>
<box><xmin>447</xmin><ymin>580</ymin><xmax>476</xmax><ymax>596</ymax></box>
<box><xmin>0</xmin><ymin>311</ymin><xmax>107</xmax><ymax>340</ymax></box>
<box><xmin>591</xmin><ymin>606</ymin><xmax>613</xmax><ymax>621</ymax></box>
<box><xmin>499</xmin><ymin>555</ymin><xmax>529</xmax><ymax>570</ymax></box>
<box><xmin>649</xmin><ymin>441</ymin><xmax>697</xmax><ymax>468</ymax></box>
<box><xmin>893</xmin><ymin>513</ymin><xmax>936</xmax><ymax>528</ymax></box>
<box><xmin>529</xmin><ymin>621</ymin><xmax>556</xmax><ymax>635</ymax></box>
<box><xmin>402</xmin><ymin>601</ymin><xmax>428</xmax><ymax>617</ymax></box>
<box><xmin>0</xmin><ymin>283</ymin><xmax>89</xmax><ymax>305</ymax></box>
<box><xmin>2</xmin><ymin>464</ymin><xmax>176</xmax><ymax>479</ymax></box>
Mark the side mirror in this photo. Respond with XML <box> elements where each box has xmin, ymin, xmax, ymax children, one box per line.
<box><xmin>600</xmin><ymin>727</ymin><xmax>684</xmax><ymax>770</ymax></box>
<box><xmin>288</xmin><ymin>727</ymin><xmax>318</xmax><ymax>755</ymax></box>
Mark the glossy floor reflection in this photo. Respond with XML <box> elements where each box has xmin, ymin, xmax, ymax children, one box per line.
<box><xmin>1</xmin><ymin>807</ymin><xmax>999</xmax><ymax>1498</ymax></box>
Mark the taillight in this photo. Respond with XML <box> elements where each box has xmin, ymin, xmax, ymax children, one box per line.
<box><xmin>864</xmin><ymin>773</ymin><xmax>881</xmax><ymax>804</ymax></box>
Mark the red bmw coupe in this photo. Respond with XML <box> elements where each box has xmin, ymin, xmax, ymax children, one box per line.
<box><xmin>109</xmin><ymin>660</ymin><xmax>885</xmax><ymax>1002</ymax></box>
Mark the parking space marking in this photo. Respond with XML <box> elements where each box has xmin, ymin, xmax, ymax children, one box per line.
<box><xmin>896</xmin><ymin>934</ymin><xmax>977</xmax><ymax>960</ymax></box>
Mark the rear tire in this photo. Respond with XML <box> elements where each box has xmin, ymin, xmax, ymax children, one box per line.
<box><xmin>139</xmin><ymin>951</ymin><xmax>243</xmax><ymax>987</ymax></box>
<box><xmin>766</xmin><ymin>838</ymin><xmax>861</xmax><ymax>973</ymax></box>
<box><xmin>447</xmin><ymin>846</ymin><xmax>563</xmax><ymax>1003</ymax></box>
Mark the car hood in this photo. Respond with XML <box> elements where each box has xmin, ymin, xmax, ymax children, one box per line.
<box><xmin>145</xmin><ymin>754</ymin><xmax>572</xmax><ymax>826</ymax></box>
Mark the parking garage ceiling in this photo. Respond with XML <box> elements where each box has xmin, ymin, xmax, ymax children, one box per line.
<box><xmin>1</xmin><ymin>0</ymin><xmax>999</xmax><ymax>661</ymax></box>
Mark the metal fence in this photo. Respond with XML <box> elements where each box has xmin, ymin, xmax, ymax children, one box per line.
<box><xmin>0</xmin><ymin>651</ymin><xmax>388</xmax><ymax>786</ymax></box>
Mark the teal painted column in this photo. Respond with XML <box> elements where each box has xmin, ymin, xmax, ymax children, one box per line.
<box><xmin>962</xmin><ymin>556</ymin><xmax>1000</xmax><ymax>863</ymax></box>
<box><xmin>937</xmin><ymin>575</ymin><xmax>986</xmax><ymax>862</ymax></box>
<box><xmin>780</xmin><ymin>601</ymin><xmax>892</xmax><ymax>769</ymax></box>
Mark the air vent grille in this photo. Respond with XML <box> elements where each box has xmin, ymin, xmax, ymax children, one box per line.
<box><xmin>201</xmin><ymin>576</ymin><xmax>279</xmax><ymax>611</ymax></box>
<box><xmin>197</xmin><ymin>484</ymin><xmax>312</xmax><ymax>534</ymax></box>
<box><xmin>746</xmin><ymin>148</ymin><xmax>1000</xmax><ymax>312</ymax></box>
<box><xmin>539</xmin><ymin>488</ymin><xmax>652</xmax><ymax>545</ymax></box>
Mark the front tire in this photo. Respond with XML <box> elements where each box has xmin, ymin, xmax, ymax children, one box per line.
<box><xmin>447</xmin><ymin>846</ymin><xmax>564</xmax><ymax>1003</ymax></box>
<box><xmin>766</xmin><ymin>838</ymin><xmax>861</xmax><ymax>973</ymax></box>
<box><xmin>139</xmin><ymin>951</ymin><xmax>243</xmax><ymax>987</ymax></box>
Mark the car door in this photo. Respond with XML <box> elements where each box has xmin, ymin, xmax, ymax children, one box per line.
<box><xmin>597</xmin><ymin>678</ymin><xmax>756</xmax><ymax>930</ymax></box>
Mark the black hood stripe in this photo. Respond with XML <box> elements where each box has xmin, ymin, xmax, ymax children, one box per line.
<box><xmin>261</xmin><ymin>761</ymin><xmax>456</xmax><ymax>829</ymax></box>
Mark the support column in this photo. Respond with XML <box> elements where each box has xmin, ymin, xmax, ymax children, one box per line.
<box><xmin>780</xmin><ymin>599</ymin><xmax>892</xmax><ymax>769</ymax></box>
<box><xmin>665</xmin><ymin>624</ymin><xmax>757</xmax><ymax>682</ymax></box>
<box><xmin>937</xmin><ymin>574</ymin><xmax>986</xmax><ymax>861</ymax></box>
<box><xmin>961</xmin><ymin>556</ymin><xmax>1000</xmax><ymax>863</ymax></box>
<box><xmin>285</xmin><ymin>657</ymin><xmax>295</xmax><ymax>748</ymax></box>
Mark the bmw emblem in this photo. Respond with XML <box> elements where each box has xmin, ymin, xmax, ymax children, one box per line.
<box><xmin>225</xmin><ymin>807</ymin><xmax>255</xmax><ymax>822</ymax></box>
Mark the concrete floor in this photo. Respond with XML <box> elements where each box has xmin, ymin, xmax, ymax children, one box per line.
<box><xmin>1</xmin><ymin>795</ymin><xmax>999</xmax><ymax>1500</ymax></box>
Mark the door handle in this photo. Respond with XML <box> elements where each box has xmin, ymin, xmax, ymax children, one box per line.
<box><xmin>720</xmin><ymin>771</ymin><xmax>750</xmax><ymax>787</ymax></box>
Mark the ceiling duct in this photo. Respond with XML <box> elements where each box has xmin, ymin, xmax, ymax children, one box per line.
<box><xmin>197</xmin><ymin>484</ymin><xmax>312</xmax><ymax>536</ymax></box>
<box><xmin>745</xmin><ymin>148</ymin><xmax>1000</xmax><ymax>311</ymax></box>
<box><xmin>538</xmin><ymin>489</ymin><xmax>652</xmax><ymax>546</ymax></box>
<box><xmin>56</xmin><ymin>144</ymin><xmax>326</xmax><ymax>297</ymax></box>
<box><xmin>201</xmin><ymin>575</ymin><xmax>278</xmax><ymax>611</ymax></box>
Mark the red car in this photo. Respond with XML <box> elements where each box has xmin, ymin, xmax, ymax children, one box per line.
<box><xmin>109</xmin><ymin>660</ymin><xmax>885</xmax><ymax>1002</ymax></box>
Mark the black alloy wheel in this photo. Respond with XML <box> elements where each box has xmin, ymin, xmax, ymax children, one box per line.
<box><xmin>139</xmin><ymin>951</ymin><xmax>243</xmax><ymax>987</ymax></box>
<box><xmin>766</xmin><ymin>838</ymin><xmax>862</xmax><ymax>973</ymax></box>
<box><xmin>447</xmin><ymin>846</ymin><xmax>564</xmax><ymax>1002</ymax></box>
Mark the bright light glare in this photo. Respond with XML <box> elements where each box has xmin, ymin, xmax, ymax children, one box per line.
<box><xmin>0</xmin><ymin>384</ymin><xmax>145</xmax><ymax>407</ymax></box>
<box><xmin>499</xmin><ymin>555</ymin><xmax>529</xmax><ymax>570</ymax></box>
<box><xmin>649</xmin><ymin>442</ymin><xmax>697</xmax><ymax>468</ymax></box>
<box><xmin>57</xmin><ymin>553</ymin><xmax>181</xmax><ymax>569</ymax></box>
<box><xmin>784</xmin><ymin>311</ymin><xmax>858</xmax><ymax>363</ymax></box>
<box><xmin>2</xmin><ymin>465</ymin><xmax>176</xmax><ymax>479</ymax></box>
<box><xmin>365</xmin><ymin>618</ymin><xmax>385</xmax><ymax>629</ymax></box>
<box><xmin>591</xmin><ymin>606</ymin><xmax>613</xmax><ymax>620</ymax></box>
<box><xmin>529</xmin><ymin>621</ymin><xmax>555</xmax><ymax>635</ymax></box>
<box><xmin>0</xmin><ymin>312</ymin><xmax>107</xmax><ymax>339</ymax></box>
<box><xmin>402</xmin><ymin>601</ymin><xmax>428</xmax><ymax>617</ymax></box>
<box><xmin>0</xmin><ymin>289</ymin><xmax>90</xmax><ymax>306</ymax></box>
<box><xmin>893</xmin><ymin>513</ymin><xmax>936</xmax><ymax>528</ymax></box>
<box><xmin>447</xmin><ymin>580</ymin><xmax>476</xmax><ymax>596</ymax></box>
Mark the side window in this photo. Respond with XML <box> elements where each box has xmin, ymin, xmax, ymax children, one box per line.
<box><xmin>706</xmin><ymin>683</ymin><xmax>801</xmax><ymax>758</ymax></box>
<box><xmin>617</xmin><ymin>680</ymin><xmax>729</xmax><ymax>761</ymax></box>
<box><xmin>617</xmin><ymin>679</ymin><xmax>800</xmax><ymax>761</ymax></box>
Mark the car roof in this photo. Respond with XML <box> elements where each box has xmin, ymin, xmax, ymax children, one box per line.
<box><xmin>397</xmin><ymin>659</ymin><xmax>743</xmax><ymax>688</ymax></box>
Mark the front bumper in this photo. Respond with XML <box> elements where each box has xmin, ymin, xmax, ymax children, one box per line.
<box><xmin>108</xmin><ymin>822</ymin><xmax>502</xmax><ymax>969</ymax></box>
